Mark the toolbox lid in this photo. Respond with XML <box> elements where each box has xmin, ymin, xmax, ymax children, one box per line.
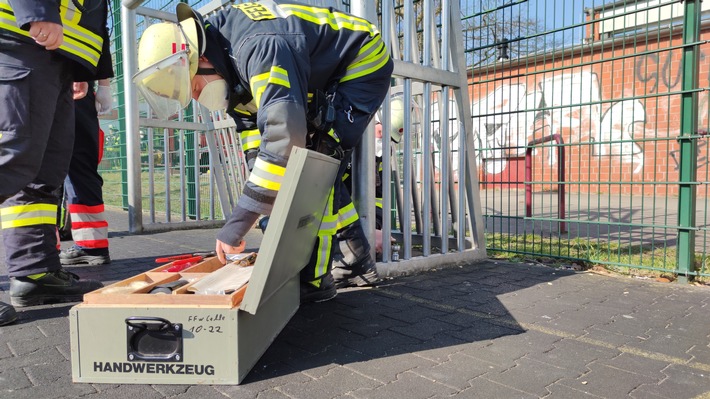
<box><xmin>240</xmin><ymin>147</ymin><xmax>340</xmax><ymax>314</ymax></box>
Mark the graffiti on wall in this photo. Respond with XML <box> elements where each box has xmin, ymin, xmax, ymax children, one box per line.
<box><xmin>472</xmin><ymin>70</ymin><xmax>646</xmax><ymax>175</ymax></box>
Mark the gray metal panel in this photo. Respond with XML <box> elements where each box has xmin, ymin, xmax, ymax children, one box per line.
<box><xmin>240</xmin><ymin>148</ymin><xmax>340</xmax><ymax>314</ymax></box>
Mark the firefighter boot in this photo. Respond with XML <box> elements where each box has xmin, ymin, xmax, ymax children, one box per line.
<box><xmin>300</xmin><ymin>273</ymin><xmax>337</xmax><ymax>303</ymax></box>
<box><xmin>0</xmin><ymin>302</ymin><xmax>18</xmax><ymax>326</ymax></box>
<box><xmin>10</xmin><ymin>269</ymin><xmax>104</xmax><ymax>307</ymax></box>
<box><xmin>331</xmin><ymin>221</ymin><xmax>380</xmax><ymax>289</ymax></box>
<box><xmin>60</xmin><ymin>245</ymin><xmax>111</xmax><ymax>266</ymax></box>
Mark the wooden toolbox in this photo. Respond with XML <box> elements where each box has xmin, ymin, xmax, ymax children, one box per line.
<box><xmin>69</xmin><ymin>148</ymin><xmax>340</xmax><ymax>384</ymax></box>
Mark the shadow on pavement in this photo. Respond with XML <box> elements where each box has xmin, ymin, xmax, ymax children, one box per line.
<box><xmin>243</xmin><ymin>263</ymin><xmax>572</xmax><ymax>384</ymax></box>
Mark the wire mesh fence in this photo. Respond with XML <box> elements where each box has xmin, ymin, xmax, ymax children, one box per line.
<box><xmin>466</xmin><ymin>0</ymin><xmax>710</xmax><ymax>280</ymax></box>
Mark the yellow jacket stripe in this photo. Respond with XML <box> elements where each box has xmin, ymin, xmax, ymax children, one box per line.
<box><xmin>336</xmin><ymin>201</ymin><xmax>358</xmax><ymax>230</ymax></box>
<box><xmin>249</xmin><ymin>66</ymin><xmax>291</xmax><ymax>106</ymax></box>
<box><xmin>1</xmin><ymin>204</ymin><xmax>57</xmax><ymax>229</ymax></box>
<box><xmin>341</xmin><ymin>35</ymin><xmax>390</xmax><ymax>83</ymax></box>
<box><xmin>279</xmin><ymin>4</ymin><xmax>379</xmax><ymax>36</ymax></box>
<box><xmin>0</xmin><ymin>0</ymin><xmax>103</xmax><ymax>68</ymax></box>
<box><xmin>240</xmin><ymin>129</ymin><xmax>261</xmax><ymax>151</ymax></box>
<box><xmin>248</xmin><ymin>158</ymin><xmax>285</xmax><ymax>191</ymax></box>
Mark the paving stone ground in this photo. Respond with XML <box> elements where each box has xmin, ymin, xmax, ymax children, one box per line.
<box><xmin>0</xmin><ymin>209</ymin><xmax>709</xmax><ymax>398</ymax></box>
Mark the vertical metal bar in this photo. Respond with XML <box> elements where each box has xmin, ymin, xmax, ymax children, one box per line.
<box><xmin>421</xmin><ymin>0</ymin><xmax>433</xmax><ymax>257</ymax></box>
<box><xmin>450</xmin><ymin>0</ymin><xmax>484</xmax><ymax>252</ymax></box>
<box><xmin>349</xmin><ymin>0</ymin><xmax>377</xmax><ymax>263</ymax></box>
<box><xmin>121</xmin><ymin>5</ymin><xmax>143</xmax><ymax>232</ymax></box>
<box><xmin>194</xmin><ymin>131</ymin><xmax>201</xmax><ymax>221</ymax></box>
<box><xmin>164</xmin><ymin>128</ymin><xmax>171</xmax><ymax>222</ymax></box>
<box><xmin>440</xmin><ymin>0</ymin><xmax>451</xmax><ymax>255</ymax></box>
<box><xmin>677</xmin><ymin>0</ymin><xmax>700</xmax><ymax>283</ymax></box>
<box><xmin>179</xmin><ymin>130</ymin><xmax>186</xmax><ymax>221</ymax></box>
<box><xmin>147</xmin><ymin>128</ymin><xmax>155</xmax><ymax>223</ymax></box>
<box><xmin>380</xmin><ymin>0</ymin><xmax>392</xmax><ymax>263</ymax></box>
<box><xmin>401</xmin><ymin>0</ymin><xmax>414</xmax><ymax>260</ymax></box>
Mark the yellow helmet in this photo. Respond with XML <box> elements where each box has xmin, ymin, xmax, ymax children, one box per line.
<box><xmin>132</xmin><ymin>4</ymin><xmax>206</xmax><ymax>119</ymax></box>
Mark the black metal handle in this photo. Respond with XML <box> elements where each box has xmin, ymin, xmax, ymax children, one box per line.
<box><xmin>125</xmin><ymin>316</ymin><xmax>172</xmax><ymax>332</ymax></box>
<box><xmin>126</xmin><ymin>316</ymin><xmax>183</xmax><ymax>362</ymax></box>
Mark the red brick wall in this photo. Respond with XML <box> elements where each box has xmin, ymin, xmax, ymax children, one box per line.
<box><xmin>471</xmin><ymin>30</ymin><xmax>710</xmax><ymax>197</ymax></box>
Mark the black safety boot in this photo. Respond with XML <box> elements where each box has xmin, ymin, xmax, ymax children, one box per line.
<box><xmin>0</xmin><ymin>302</ymin><xmax>18</xmax><ymax>326</ymax></box>
<box><xmin>331</xmin><ymin>221</ymin><xmax>381</xmax><ymax>289</ymax></box>
<box><xmin>331</xmin><ymin>257</ymin><xmax>379</xmax><ymax>289</ymax></box>
<box><xmin>60</xmin><ymin>245</ymin><xmax>111</xmax><ymax>266</ymax></box>
<box><xmin>10</xmin><ymin>269</ymin><xmax>104</xmax><ymax>307</ymax></box>
<box><xmin>300</xmin><ymin>274</ymin><xmax>337</xmax><ymax>303</ymax></box>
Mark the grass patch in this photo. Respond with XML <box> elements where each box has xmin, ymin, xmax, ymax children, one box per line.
<box><xmin>486</xmin><ymin>232</ymin><xmax>710</xmax><ymax>282</ymax></box>
<box><xmin>99</xmin><ymin>169</ymin><xmax>227</xmax><ymax>220</ymax></box>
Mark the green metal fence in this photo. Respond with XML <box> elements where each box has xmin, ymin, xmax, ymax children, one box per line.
<box><xmin>101</xmin><ymin>0</ymin><xmax>224</xmax><ymax>222</ymax></box>
<box><xmin>465</xmin><ymin>0</ymin><xmax>710</xmax><ymax>281</ymax></box>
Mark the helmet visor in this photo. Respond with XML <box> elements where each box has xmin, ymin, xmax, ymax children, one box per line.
<box><xmin>132</xmin><ymin>51</ymin><xmax>192</xmax><ymax>119</ymax></box>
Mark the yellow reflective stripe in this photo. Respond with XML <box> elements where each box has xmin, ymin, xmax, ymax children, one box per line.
<box><xmin>269</xmin><ymin>66</ymin><xmax>290</xmax><ymax>87</ymax></box>
<box><xmin>280</xmin><ymin>4</ymin><xmax>379</xmax><ymax>36</ymax></box>
<box><xmin>314</xmin><ymin>187</ymin><xmax>336</xmax><ymax>277</ymax></box>
<box><xmin>326</xmin><ymin>128</ymin><xmax>340</xmax><ymax>143</ymax></box>
<box><xmin>249</xmin><ymin>66</ymin><xmax>291</xmax><ymax>106</ymax></box>
<box><xmin>2</xmin><ymin>216</ymin><xmax>56</xmax><ymax>229</ymax></box>
<box><xmin>336</xmin><ymin>202</ymin><xmax>358</xmax><ymax>230</ymax></box>
<box><xmin>341</xmin><ymin>172</ymin><xmax>350</xmax><ymax>181</ymax></box>
<box><xmin>254</xmin><ymin>157</ymin><xmax>286</xmax><ymax>176</ymax></box>
<box><xmin>1</xmin><ymin>203</ymin><xmax>57</xmax><ymax>216</ymax></box>
<box><xmin>240</xmin><ymin>129</ymin><xmax>261</xmax><ymax>151</ymax></box>
<box><xmin>248</xmin><ymin>173</ymin><xmax>280</xmax><ymax>191</ymax></box>
<box><xmin>314</xmin><ymin>234</ymin><xmax>332</xmax><ymax>278</ymax></box>
<box><xmin>232</xmin><ymin>107</ymin><xmax>252</xmax><ymax>116</ymax></box>
<box><xmin>341</xmin><ymin>36</ymin><xmax>390</xmax><ymax>83</ymax></box>
<box><xmin>0</xmin><ymin>1</ymin><xmax>102</xmax><ymax>67</ymax></box>
<box><xmin>317</xmin><ymin>188</ymin><xmax>339</xmax><ymax>235</ymax></box>
<box><xmin>60</xmin><ymin>0</ymin><xmax>81</xmax><ymax>23</ymax></box>
<box><xmin>1</xmin><ymin>204</ymin><xmax>58</xmax><ymax>229</ymax></box>
<box><xmin>349</xmin><ymin>37</ymin><xmax>383</xmax><ymax>67</ymax></box>
<box><xmin>375</xmin><ymin>198</ymin><xmax>383</xmax><ymax>208</ymax></box>
<box><xmin>248</xmin><ymin>158</ymin><xmax>286</xmax><ymax>191</ymax></box>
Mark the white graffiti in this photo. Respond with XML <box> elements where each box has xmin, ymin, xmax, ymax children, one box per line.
<box><xmin>472</xmin><ymin>71</ymin><xmax>645</xmax><ymax>175</ymax></box>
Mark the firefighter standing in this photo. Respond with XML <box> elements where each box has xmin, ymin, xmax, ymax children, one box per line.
<box><xmin>0</xmin><ymin>0</ymin><xmax>112</xmax><ymax>326</ymax></box>
<box><xmin>134</xmin><ymin>1</ymin><xmax>393</xmax><ymax>302</ymax></box>
<box><xmin>59</xmin><ymin>78</ymin><xmax>113</xmax><ymax>266</ymax></box>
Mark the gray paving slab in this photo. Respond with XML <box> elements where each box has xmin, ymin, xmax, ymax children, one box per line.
<box><xmin>0</xmin><ymin>209</ymin><xmax>708</xmax><ymax>398</ymax></box>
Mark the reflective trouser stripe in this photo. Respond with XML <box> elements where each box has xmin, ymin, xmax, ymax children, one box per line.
<box><xmin>69</xmin><ymin>204</ymin><xmax>108</xmax><ymax>249</ymax></box>
<box><xmin>309</xmin><ymin>187</ymin><xmax>337</xmax><ymax>280</ymax></box>
<box><xmin>0</xmin><ymin>204</ymin><xmax>57</xmax><ymax>229</ymax></box>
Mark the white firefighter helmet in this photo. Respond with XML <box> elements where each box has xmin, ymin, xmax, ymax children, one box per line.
<box><xmin>132</xmin><ymin>4</ymin><xmax>206</xmax><ymax>119</ymax></box>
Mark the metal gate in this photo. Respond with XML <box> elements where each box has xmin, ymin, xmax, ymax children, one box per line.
<box><xmin>114</xmin><ymin>0</ymin><xmax>487</xmax><ymax>273</ymax></box>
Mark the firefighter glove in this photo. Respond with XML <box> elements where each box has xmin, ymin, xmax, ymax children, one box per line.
<box><xmin>95</xmin><ymin>85</ymin><xmax>113</xmax><ymax>115</ymax></box>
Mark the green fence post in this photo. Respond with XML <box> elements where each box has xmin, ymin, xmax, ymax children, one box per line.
<box><xmin>677</xmin><ymin>0</ymin><xmax>701</xmax><ymax>283</ymax></box>
<box><xmin>111</xmin><ymin>0</ymin><xmax>129</xmax><ymax>211</ymax></box>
